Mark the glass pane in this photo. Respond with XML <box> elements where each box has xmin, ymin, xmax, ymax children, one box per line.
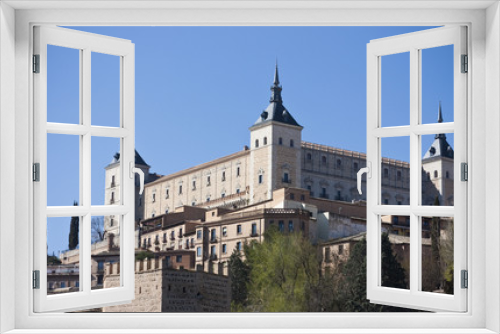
<box><xmin>381</xmin><ymin>215</ymin><xmax>410</xmax><ymax>290</ymax></box>
<box><xmin>47</xmin><ymin>133</ymin><xmax>80</xmax><ymax>206</ymax></box>
<box><xmin>421</xmin><ymin>133</ymin><xmax>454</xmax><ymax>206</ymax></box>
<box><xmin>47</xmin><ymin>217</ymin><xmax>81</xmax><ymax>294</ymax></box>
<box><xmin>381</xmin><ymin>136</ymin><xmax>410</xmax><ymax>205</ymax></box>
<box><xmin>91</xmin><ymin>52</ymin><xmax>121</xmax><ymax>127</ymax></box>
<box><xmin>91</xmin><ymin>136</ymin><xmax>121</xmax><ymax>206</ymax></box>
<box><xmin>47</xmin><ymin>45</ymin><xmax>80</xmax><ymax>124</ymax></box>
<box><xmin>421</xmin><ymin>45</ymin><xmax>454</xmax><ymax>124</ymax></box>
<box><xmin>381</xmin><ymin>52</ymin><xmax>410</xmax><ymax>127</ymax></box>
<box><xmin>421</xmin><ymin>216</ymin><xmax>454</xmax><ymax>294</ymax></box>
<box><xmin>91</xmin><ymin>215</ymin><xmax>121</xmax><ymax>290</ymax></box>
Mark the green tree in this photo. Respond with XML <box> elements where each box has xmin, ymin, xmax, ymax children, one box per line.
<box><xmin>244</xmin><ymin>227</ymin><xmax>321</xmax><ymax>312</ymax></box>
<box><xmin>68</xmin><ymin>201</ymin><xmax>79</xmax><ymax>250</ymax></box>
<box><xmin>336</xmin><ymin>233</ymin><xmax>407</xmax><ymax>312</ymax></box>
<box><xmin>228</xmin><ymin>248</ymin><xmax>251</xmax><ymax>311</ymax></box>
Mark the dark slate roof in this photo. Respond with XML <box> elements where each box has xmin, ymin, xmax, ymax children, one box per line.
<box><xmin>423</xmin><ymin>103</ymin><xmax>454</xmax><ymax>160</ymax></box>
<box><xmin>252</xmin><ymin>64</ymin><xmax>301</xmax><ymax>128</ymax></box>
<box><xmin>106</xmin><ymin>150</ymin><xmax>150</xmax><ymax>168</ymax></box>
<box><xmin>423</xmin><ymin>135</ymin><xmax>454</xmax><ymax>160</ymax></box>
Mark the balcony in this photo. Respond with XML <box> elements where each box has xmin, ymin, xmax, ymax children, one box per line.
<box><xmin>209</xmin><ymin>254</ymin><xmax>218</xmax><ymax>261</ymax></box>
<box><xmin>319</xmin><ymin>193</ymin><xmax>329</xmax><ymax>199</ymax></box>
<box><xmin>178</xmin><ymin>232</ymin><xmax>183</xmax><ymax>238</ymax></box>
<box><xmin>170</xmin><ymin>235</ymin><xmax>175</xmax><ymax>240</ymax></box>
<box><xmin>282</xmin><ymin>178</ymin><xmax>292</xmax><ymax>184</ymax></box>
<box><xmin>210</xmin><ymin>237</ymin><xmax>218</xmax><ymax>244</ymax></box>
<box><xmin>250</xmin><ymin>232</ymin><xmax>259</xmax><ymax>237</ymax></box>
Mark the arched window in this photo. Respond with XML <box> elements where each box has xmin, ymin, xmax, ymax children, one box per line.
<box><xmin>434</xmin><ymin>170</ymin><xmax>438</xmax><ymax>178</ymax></box>
<box><xmin>337</xmin><ymin>159</ymin><xmax>342</xmax><ymax>168</ymax></box>
<box><xmin>263</xmin><ymin>137</ymin><xmax>267</xmax><ymax>145</ymax></box>
<box><xmin>279</xmin><ymin>137</ymin><xmax>283</xmax><ymax>145</ymax></box>
<box><xmin>321</xmin><ymin>156</ymin><xmax>327</xmax><ymax>164</ymax></box>
<box><xmin>397</xmin><ymin>170</ymin><xmax>402</xmax><ymax>181</ymax></box>
<box><xmin>255</xmin><ymin>139</ymin><xmax>259</xmax><ymax>148</ymax></box>
<box><xmin>384</xmin><ymin>168</ymin><xmax>389</xmax><ymax>178</ymax></box>
<box><xmin>307</xmin><ymin>153</ymin><xmax>312</xmax><ymax>161</ymax></box>
<box><xmin>290</xmin><ymin>139</ymin><xmax>294</xmax><ymax>147</ymax></box>
<box><xmin>353</xmin><ymin>162</ymin><xmax>359</xmax><ymax>170</ymax></box>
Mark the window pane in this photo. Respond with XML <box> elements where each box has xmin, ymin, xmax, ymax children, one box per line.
<box><xmin>92</xmin><ymin>215</ymin><xmax>121</xmax><ymax>290</ymax></box>
<box><xmin>47</xmin><ymin>45</ymin><xmax>80</xmax><ymax>124</ymax></box>
<box><xmin>421</xmin><ymin>216</ymin><xmax>454</xmax><ymax>295</ymax></box>
<box><xmin>91</xmin><ymin>52</ymin><xmax>120</xmax><ymax>127</ymax></box>
<box><xmin>421</xmin><ymin>45</ymin><xmax>454</xmax><ymax>124</ymax></box>
<box><xmin>91</xmin><ymin>136</ymin><xmax>121</xmax><ymax>206</ymax></box>
<box><xmin>47</xmin><ymin>134</ymin><xmax>80</xmax><ymax>206</ymax></box>
<box><xmin>381</xmin><ymin>136</ymin><xmax>410</xmax><ymax>205</ymax></box>
<box><xmin>421</xmin><ymin>133</ymin><xmax>454</xmax><ymax>206</ymax></box>
<box><xmin>381</xmin><ymin>215</ymin><xmax>410</xmax><ymax>290</ymax></box>
<box><xmin>381</xmin><ymin>52</ymin><xmax>410</xmax><ymax>127</ymax></box>
<box><xmin>47</xmin><ymin>217</ymin><xmax>81</xmax><ymax>294</ymax></box>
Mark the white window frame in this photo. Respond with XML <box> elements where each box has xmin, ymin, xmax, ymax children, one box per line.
<box><xmin>366</xmin><ymin>26</ymin><xmax>467</xmax><ymax>312</ymax></box>
<box><xmin>32</xmin><ymin>25</ymin><xmax>136</xmax><ymax>312</ymax></box>
<box><xmin>0</xmin><ymin>2</ymin><xmax>498</xmax><ymax>333</ymax></box>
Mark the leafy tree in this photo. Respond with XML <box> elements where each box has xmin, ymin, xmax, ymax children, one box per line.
<box><xmin>135</xmin><ymin>250</ymin><xmax>155</xmax><ymax>261</ymax></box>
<box><xmin>336</xmin><ymin>233</ymin><xmax>407</xmax><ymax>312</ymax></box>
<box><xmin>68</xmin><ymin>201</ymin><xmax>79</xmax><ymax>250</ymax></box>
<box><xmin>47</xmin><ymin>252</ymin><xmax>62</xmax><ymax>265</ymax></box>
<box><xmin>244</xmin><ymin>226</ymin><xmax>321</xmax><ymax>312</ymax></box>
<box><xmin>228</xmin><ymin>248</ymin><xmax>250</xmax><ymax>311</ymax></box>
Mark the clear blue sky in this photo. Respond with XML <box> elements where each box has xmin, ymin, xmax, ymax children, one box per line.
<box><xmin>46</xmin><ymin>26</ymin><xmax>454</xmax><ymax>257</ymax></box>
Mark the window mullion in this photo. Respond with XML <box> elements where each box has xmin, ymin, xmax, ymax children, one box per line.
<box><xmin>81</xmin><ymin>48</ymin><xmax>92</xmax><ymax>293</ymax></box>
<box><xmin>409</xmin><ymin>47</ymin><xmax>420</xmax><ymax>294</ymax></box>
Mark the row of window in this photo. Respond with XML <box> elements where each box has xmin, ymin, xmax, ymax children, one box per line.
<box><xmin>305</xmin><ymin>153</ymin><xmax>360</xmax><ymax>170</ymax></box>
<box><xmin>196</xmin><ymin>242</ymin><xmax>243</xmax><ymax>258</ymax></box>
<box><xmin>196</xmin><ymin>223</ymin><xmax>258</xmax><ymax>240</ymax></box>
<box><xmin>152</xmin><ymin>168</ymin><xmax>242</xmax><ymax>202</ymax></box>
<box><xmin>255</xmin><ymin>137</ymin><xmax>295</xmax><ymax>148</ymax></box>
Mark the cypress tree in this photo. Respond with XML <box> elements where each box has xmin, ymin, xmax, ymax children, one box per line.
<box><xmin>68</xmin><ymin>201</ymin><xmax>79</xmax><ymax>250</ymax></box>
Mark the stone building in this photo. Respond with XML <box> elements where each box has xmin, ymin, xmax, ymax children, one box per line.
<box><xmin>142</xmin><ymin>65</ymin><xmax>451</xmax><ymax>220</ymax></box>
<box><xmin>103</xmin><ymin>258</ymin><xmax>230</xmax><ymax>312</ymax></box>
<box><xmin>47</xmin><ymin>263</ymin><xmax>80</xmax><ymax>294</ymax></box>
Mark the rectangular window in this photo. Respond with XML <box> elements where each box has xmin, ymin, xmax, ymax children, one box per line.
<box><xmin>237</xmin><ymin>242</ymin><xmax>242</xmax><ymax>251</ymax></box>
<box><xmin>288</xmin><ymin>221</ymin><xmax>294</xmax><ymax>232</ymax></box>
<box><xmin>258</xmin><ymin>174</ymin><xmax>263</xmax><ymax>184</ymax></box>
<box><xmin>278</xmin><ymin>220</ymin><xmax>284</xmax><ymax>232</ymax></box>
<box><xmin>179</xmin><ymin>185</ymin><xmax>182</xmax><ymax>194</ymax></box>
<box><xmin>236</xmin><ymin>167</ymin><xmax>240</xmax><ymax>176</ymax></box>
<box><xmin>197</xmin><ymin>230</ymin><xmax>202</xmax><ymax>239</ymax></box>
<box><xmin>176</xmin><ymin>255</ymin><xmax>182</xmax><ymax>263</ymax></box>
<box><xmin>366</xmin><ymin>26</ymin><xmax>467</xmax><ymax>312</ymax></box>
<box><xmin>207</xmin><ymin>175</ymin><xmax>211</xmax><ymax>186</ymax></box>
<box><xmin>33</xmin><ymin>26</ymin><xmax>136</xmax><ymax>313</ymax></box>
<box><xmin>251</xmin><ymin>223</ymin><xmax>257</xmax><ymax>236</ymax></box>
<box><xmin>222</xmin><ymin>244</ymin><xmax>227</xmax><ymax>254</ymax></box>
<box><xmin>222</xmin><ymin>226</ymin><xmax>227</xmax><ymax>237</ymax></box>
<box><xmin>192</xmin><ymin>180</ymin><xmax>196</xmax><ymax>190</ymax></box>
<box><xmin>196</xmin><ymin>247</ymin><xmax>201</xmax><ymax>257</ymax></box>
<box><xmin>237</xmin><ymin>224</ymin><xmax>242</xmax><ymax>234</ymax></box>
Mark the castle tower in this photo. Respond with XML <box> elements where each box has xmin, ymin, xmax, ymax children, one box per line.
<box><xmin>249</xmin><ymin>63</ymin><xmax>303</xmax><ymax>204</ymax></box>
<box><xmin>421</xmin><ymin>102</ymin><xmax>455</xmax><ymax>206</ymax></box>
<box><xmin>104</xmin><ymin>150</ymin><xmax>152</xmax><ymax>237</ymax></box>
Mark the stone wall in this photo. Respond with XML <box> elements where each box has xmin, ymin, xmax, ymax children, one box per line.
<box><xmin>103</xmin><ymin>258</ymin><xmax>230</xmax><ymax>313</ymax></box>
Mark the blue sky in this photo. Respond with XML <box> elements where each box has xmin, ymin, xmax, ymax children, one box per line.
<box><xmin>46</xmin><ymin>26</ymin><xmax>454</xmax><ymax>257</ymax></box>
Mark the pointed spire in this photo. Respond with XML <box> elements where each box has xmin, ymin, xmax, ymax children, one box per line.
<box><xmin>270</xmin><ymin>60</ymin><xmax>282</xmax><ymax>103</ymax></box>
<box><xmin>435</xmin><ymin>101</ymin><xmax>446</xmax><ymax>140</ymax></box>
<box><xmin>273</xmin><ymin>60</ymin><xmax>280</xmax><ymax>86</ymax></box>
<box><xmin>437</xmin><ymin>101</ymin><xmax>443</xmax><ymax>123</ymax></box>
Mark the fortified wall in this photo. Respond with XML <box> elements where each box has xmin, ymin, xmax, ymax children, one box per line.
<box><xmin>103</xmin><ymin>258</ymin><xmax>231</xmax><ymax>312</ymax></box>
